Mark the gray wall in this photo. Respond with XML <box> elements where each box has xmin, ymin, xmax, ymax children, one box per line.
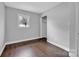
<box><xmin>43</xmin><ymin>2</ymin><xmax>75</xmax><ymax>51</ymax></box>
<box><xmin>69</xmin><ymin>3</ymin><xmax>76</xmax><ymax>57</ymax></box>
<box><xmin>5</xmin><ymin>7</ymin><xmax>40</xmax><ymax>43</ymax></box>
<box><xmin>0</xmin><ymin>3</ymin><xmax>5</xmax><ymax>55</ymax></box>
<box><xmin>69</xmin><ymin>2</ymin><xmax>79</xmax><ymax>57</ymax></box>
<box><xmin>75</xmin><ymin>2</ymin><xmax>79</xmax><ymax>57</ymax></box>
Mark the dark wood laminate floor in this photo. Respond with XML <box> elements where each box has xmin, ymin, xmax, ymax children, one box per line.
<box><xmin>1</xmin><ymin>40</ymin><xmax>69</xmax><ymax>57</ymax></box>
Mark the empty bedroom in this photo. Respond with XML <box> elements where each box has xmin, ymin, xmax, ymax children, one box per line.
<box><xmin>0</xmin><ymin>2</ymin><xmax>79</xmax><ymax>57</ymax></box>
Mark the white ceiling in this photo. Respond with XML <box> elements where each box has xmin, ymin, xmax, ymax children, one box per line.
<box><xmin>4</xmin><ymin>2</ymin><xmax>62</xmax><ymax>14</ymax></box>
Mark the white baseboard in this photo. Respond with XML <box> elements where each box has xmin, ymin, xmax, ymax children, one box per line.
<box><xmin>0</xmin><ymin>44</ymin><xmax>6</xmax><ymax>56</ymax></box>
<box><xmin>69</xmin><ymin>52</ymin><xmax>76</xmax><ymax>57</ymax></box>
<box><xmin>47</xmin><ymin>40</ymin><xmax>69</xmax><ymax>52</ymax></box>
<box><xmin>5</xmin><ymin>37</ymin><xmax>42</xmax><ymax>45</ymax></box>
<box><xmin>0</xmin><ymin>37</ymin><xmax>70</xmax><ymax>56</ymax></box>
<box><xmin>0</xmin><ymin>37</ymin><xmax>42</xmax><ymax>56</ymax></box>
<box><xmin>69</xmin><ymin>49</ymin><xmax>77</xmax><ymax>57</ymax></box>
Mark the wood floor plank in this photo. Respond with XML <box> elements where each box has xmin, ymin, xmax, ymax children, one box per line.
<box><xmin>1</xmin><ymin>38</ymin><xmax>69</xmax><ymax>57</ymax></box>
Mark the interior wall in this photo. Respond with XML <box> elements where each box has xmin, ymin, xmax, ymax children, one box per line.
<box><xmin>69</xmin><ymin>2</ymin><xmax>79</xmax><ymax>57</ymax></box>
<box><xmin>69</xmin><ymin>3</ymin><xmax>76</xmax><ymax>57</ymax></box>
<box><xmin>75</xmin><ymin>2</ymin><xmax>79</xmax><ymax>57</ymax></box>
<box><xmin>0</xmin><ymin>3</ymin><xmax>5</xmax><ymax>55</ymax></box>
<box><xmin>43</xmin><ymin>2</ymin><xmax>75</xmax><ymax>51</ymax></box>
<box><xmin>5</xmin><ymin>7</ymin><xmax>40</xmax><ymax>43</ymax></box>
